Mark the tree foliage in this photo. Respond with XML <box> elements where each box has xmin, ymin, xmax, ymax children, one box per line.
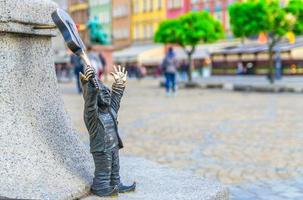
<box><xmin>228</xmin><ymin>0</ymin><xmax>301</xmax><ymax>82</ymax></box>
<box><xmin>155</xmin><ymin>11</ymin><xmax>224</xmax><ymax>49</ymax></box>
<box><xmin>229</xmin><ymin>0</ymin><xmax>297</xmax><ymax>40</ymax></box>
<box><xmin>228</xmin><ymin>1</ymin><xmax>267</xmax><ymax>39</ymax></box>
<box><xmin>263</xmin><ymin>0</ymin><xmax>295</xmax><ymax>38</ymax></box>
<box><xmin>154</xmin><ymin>11</ymin><xmax>224</xmax><ymax>81</ymax></box>
<box><xmin>286</xmin><ymin>0</ymin><xmax>303</xmax><ymax>35</ymax></box>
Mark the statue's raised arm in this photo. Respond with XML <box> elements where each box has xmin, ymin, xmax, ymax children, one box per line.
<box><xmin>110</xmin><ymin>66</ymin><xmax>127</xmax><ymax>114</ymax></box>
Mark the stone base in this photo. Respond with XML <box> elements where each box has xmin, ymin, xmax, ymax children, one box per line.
<box><xmin>82</xmin><ymin>156</ymin><xmax>229</xmax><ymax>200</ymax></box>
<box><xmin>0</xmin><ymin>1</ymin><xmax>95</xmax><ymax>199</ymax></box>
<box><xmin>0</xmin><ymin>32</ymin><xmax>93</xmax><ymax>200</ymax></box>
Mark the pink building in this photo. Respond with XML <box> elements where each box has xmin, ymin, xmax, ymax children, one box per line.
<box><xmin>190</xmin><ymin>0</ymin><xmax>236</xmax><ymax>35</ymax></box>
<box><xmin>166</xmin><ymin>0</ymin><xmax>190</xmax><ymax>19</ymax></box>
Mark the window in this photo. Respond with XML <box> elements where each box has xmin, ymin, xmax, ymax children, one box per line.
<box><xmin>99</xmin><ymin>12</ymin><xmax>110</xmax><ymax>24</ymax></box>
<box><xmin>146</xmin><ymin>0</ymin><xmax>151</xmax><ymax>11</ymax></box>
<box><xmin>114</xmin><ymin>27</ymin><xmax>129</xmax><ymax>39</ymax></box>
<box><xmin>213</xmin><ymin>11</ymin><xmax>222</xmax><ymax>22</ymax></box>
<box><xmin>134</xmin><ymin>25</ymin><xmax>140</xmax><ymax>39</ymax></box>
<box><xmin>203</xmin><ymin>0</ymin><xmax>210</xmax><ymax>11</ymax></box>
<box><xmin>146</xmin><ymin>25</ymin><xmax>150</xmax><ymax>38</ymax></box>
<box><xmin>143</xmin><ymin>25</ymin><xmax>148</xmax><ymax>39</ymax></box>
<box><xmin>150</xmin><ymin>0</ymin><xmax>154</xmax><ymax>11</ymax></box>
<box><xmin>123</xmin><ymin>28</ymin><xmax>129</xmax><ymax>38</ymax></box>
<box><xmin>227</xmin><ymin>0</ymin><xmax>234</xmax><ymax>6</ymax></box>
<box><xmin>157</xmin><ymin>0</ymin><xmax>162</xmax><ymax>9</ymax></box>
<box><xmin>113</xmin><ymin>5</ymin><xmax>129</xmax><ymax>18</ymax></box>
<box><xmin>146</xmin><ymin>0</ymin><xmax>154</xmax><ymax>11</ymax></box>
<box><xmin>100</xmin><ymin>0</ymin><xmax>110</xmax><ymax>5</ymax></box>
<box><xmin>149</xmin><ymin>25</ymin><xmax>154</xmax><ymax>38</ymax></box>
<box><xmin>168</xmin><ymin>0</ymin><xmax>182</xmax><ymax>9</ymax></box>
<box><xmin>143</xmin><ymin>0</ymin><xmax>147</xmax><ymax>12</ymax></box>
<box><xmin>133</xmin><ymin>0</ymin><xmax>139</xmax><ymax>13</ymax></box>
<box><xmin>191</xmin><ymin>0</ymin><xmax>199</xmax><ymax>4</ymax></box>
<box><xmin>90</xmin><ymin>0</ymin><xmax>109</xmax><ymax>7</ymax></box>
<box><xmin>175</xmin><ymin>0</ymin><xmax>182</xmax><ymax>8</ymax></box>
<box><xmin>90</xmin><ymin>0</ymin><xmax>96</xmax><ymax>6</ymax></box>
<box><xmin>215</xmin><ymin>0</ymin><xmax>222</xmax><ymax>12</ymax></box>
<box><xmin>168</xmin><ymin>0</ymin><xmax>173</xmax><ymax>9</ymax></box>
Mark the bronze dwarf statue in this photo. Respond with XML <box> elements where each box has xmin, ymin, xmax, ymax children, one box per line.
<box><xmin>80</xmin><ymin>66</ymin><xmax>136</xmax><ymax>197</ymax></box>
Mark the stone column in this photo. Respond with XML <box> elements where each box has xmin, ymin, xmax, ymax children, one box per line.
<box><xmin>0</xmin><ymin>1</ymin><xmax>93</xmax><ymax>199</ymax></box>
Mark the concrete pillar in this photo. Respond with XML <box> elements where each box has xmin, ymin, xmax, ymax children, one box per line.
<box><xmin>0</xmin><ymin>1</ymin><xmax>93</xmax><ymax>199</ymax></box>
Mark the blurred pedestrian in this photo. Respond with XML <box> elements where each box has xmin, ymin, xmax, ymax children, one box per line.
<box><xmin>154</xmin><ymin>65</ymin><xmax>162</xmax><ymax>77</ymax></box>
<box><xmin>98</xmin><ymin>52</ymin><xmax>107</xmax><ymax>79</ymax></box>
<box><xmin>87</xmin><ymin>46</ymin><xmax>103</xmax><ymax>79</ymax></box>
<box><xmin>237</xmin><ymin>62</ymin><xmax>244</xmax><ymax>75</ymax></box>
<box><xmin>139</xmin><ymin>65</ymin><xmax>147</xmax><ymax>79</ymax></box>
<box><xmin>202</xmin><ymin>58</ymin><xmax>212</xmax><ymax>77</ymax></box>
<box><xmin>180</xmin><ymin>60</ymin><xmax>189</xmax><ymax>81</ymax></box>
<box><xmin>70</xmin><ymin>53</ymin><xmax>83</xmax><ymax>93</ymax></box>
<box><xmin>246</xmin><ymin>62</ymin><xmax>254</xmax><ymax>75</ymax></box>
<box><xmin>161</xmin><ymin>47</ymin><xmax>178</xmax><ymax>97</ymax></box>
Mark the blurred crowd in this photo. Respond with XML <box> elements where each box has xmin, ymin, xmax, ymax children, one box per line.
<box><xmin>55</xmin><ymin>47</ymin><xmax>106</xmax><ymax>93</ymax></box>
<box><xmin>54</xmin><ymin>47</ymin><xmax>212</xmax><ymax>95</ymax></box>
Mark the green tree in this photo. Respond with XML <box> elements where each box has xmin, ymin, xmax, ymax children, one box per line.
<box><xmin>286</xmin><ymin>0</ymin><xmax>303</xmax><ymax>35</ymax></box>
<box><xmin>154</xmin><ymin>11</ymin><xmax>224</xmax><ymax>82</ymax></box>
<box><xmin>228</xmin><ymin>1</ymin><xmax>267</xmax><ymax>43</ymax></box>
<box><xmin>229</xmin><ymin>0</ymin><xmax>298</xmax><ymax>83</ymax></box>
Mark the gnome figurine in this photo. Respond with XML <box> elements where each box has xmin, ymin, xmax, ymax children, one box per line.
<box><xmin>80</xmin><ymin>66</ymin><xmax>136</xmax><ymax>197</ymax></box>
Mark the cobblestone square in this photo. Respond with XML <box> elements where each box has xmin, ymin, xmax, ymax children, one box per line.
<box><xmin>60</xmin><ymin>79</ymin><xmax>303</xmax><ymax>200</ymax></box>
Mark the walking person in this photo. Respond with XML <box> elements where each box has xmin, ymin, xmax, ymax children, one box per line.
<box><xmin>70</xmin><ymin>53</ymin><xmax>83</xmax><ymax>93</ymax></box>
<box><xmin>98</xmin><ymin>52</ymin><xmax>107</xmax><ymax>79</ymax></box>
<box><xmin>161</xmin><ymin>47</ymin><xmax>178</xmax><ymax>97</ymax></box>
<box><xmin>180</xmin><ymin>60</ymin><xmax>189</xmax><ymax>81</ymax></box>
<box><xmin>87</xmin><ymin>46</ymin><xmax>103</xmax><ymax>79</ymax></box>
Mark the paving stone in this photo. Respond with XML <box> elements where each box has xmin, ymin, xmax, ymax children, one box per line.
<box><xmin>60</xmin><ymin>79</ymin><xmax>303</xmax><ymax>199</ymax></box>
<box><xmin>81</xmin><ymin>156</ymin><xmax>228</xmax><ymax>200</ymax></box>
<box><xmin>257</xmin><ymin>194</ymin><xmax>286</xmax><ymax>200</ymax></box>
<box><xmin>281</xmin><ymin>192</ymin><xmax>303</xmax><ymax>199</ymax></box>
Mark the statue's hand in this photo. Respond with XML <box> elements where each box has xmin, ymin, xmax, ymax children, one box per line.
<box><xmin>111</xmin><ymin>65</ymin><xmax>127</xmax><ymax>84</ymax></box>
<box><xmin>85</xmin><ymin>67</ymin><xmax>95</xmax><ymax>80</ymax></box>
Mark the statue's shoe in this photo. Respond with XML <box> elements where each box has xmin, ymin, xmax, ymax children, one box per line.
<box><xmin>118</xmin><ymin>182</ymin><xmax>136</xmax><ymax>193</ymax></box>
<box><xmin>91</xmin><ymin>185</ymin><xmax>119</xmax><ymax>197</ymax></box>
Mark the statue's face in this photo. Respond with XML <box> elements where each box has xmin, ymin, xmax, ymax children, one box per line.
<box><xmin>97</xmin><ymin>85</ymin><xmax>111</xmax><ymax>108</ymax></box>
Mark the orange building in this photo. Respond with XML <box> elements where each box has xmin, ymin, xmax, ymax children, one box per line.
<box><xmin>112</xmin><ymin>0</ymin><xmax>132</xmax><ymax>49</ymax></box>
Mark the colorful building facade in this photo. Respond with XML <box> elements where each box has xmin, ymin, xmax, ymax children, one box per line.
<box><xmin>68</xmin><ymin>0</ymin><xmax>89</xmax><ymax>44</ymax></box>
<box><xmin>189</xmin><ymin>0</ymin><xmax>236</xmax><ymax>37</ymax></box>
<box><xmin>89</xmin><ymin>0</ymin><xmax>112</xmax><ymax>44</ymax></box>
<box><xmin>166</xmin><ymin>0</ymin><xmax>190</xmax><ymax>19</ymax></box>
<box><xmin>131</xmin><ymin>0</ymin><xmax>166</xmax><ymax>43</ymax></box>
<box><xmin>112</xmin><ymin>0</ymin><xmax>132</xmax><ymax>49</ymax></box>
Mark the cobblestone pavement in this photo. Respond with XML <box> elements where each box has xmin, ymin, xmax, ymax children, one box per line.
<box><xmin>60</xmin><ymin>79</ymin><xmax>303</xmax><ymax>200</ymax></box>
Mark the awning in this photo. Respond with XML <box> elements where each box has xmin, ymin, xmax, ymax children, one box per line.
<box><xmin>173</xmin><ymin>46</ymin><xmax>210</xmax><ymax>60</ymax></box>
<box><xmin>113</xmin><ymin>39</ymin><xmax>239</xmax><ymax>65</ymax></box>
<box><xmin>113</xmin><ymin>44</ymin><xmax>162</xmax><ymax>64</ymax></box>
<box><xmin>113</xmin><ymin>44</ymin><xmax>216</xmax><ymax>65</ymax></box>
<box><xmin>211</xmin><ymin>37</ymin><xmax>303</xmax><ymax>55</ymax></box>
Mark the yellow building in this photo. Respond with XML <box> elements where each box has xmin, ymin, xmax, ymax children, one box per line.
<box><xmin>131</xmin><ymin>0</ymin><xmax>166</xmax><ymax>43</ymax></box>
<box><xmin>68</xmin><ymin>0</ymin><xmax>89</xmax><ymax>44</ymax></box>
